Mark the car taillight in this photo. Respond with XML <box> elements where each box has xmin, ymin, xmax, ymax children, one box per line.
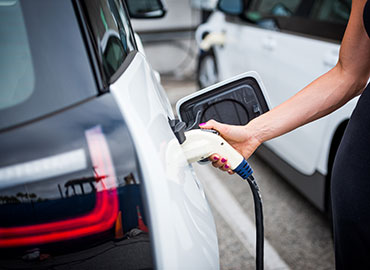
<box><xmin>0</xmin><ymin>126</ymin><xmax>119</xmax><ymax>247</ymax></box>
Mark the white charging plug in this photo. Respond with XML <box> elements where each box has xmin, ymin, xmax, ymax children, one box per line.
<box><xmin>181</xmin><ymin>129</ymin><xmax>243</xmax><ymax>169</ymax></box>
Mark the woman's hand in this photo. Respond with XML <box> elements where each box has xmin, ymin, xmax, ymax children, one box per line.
<box><xmin>199</xmin><ymin>119</ymin><xmax>262</xmax><ymax>174</ymax></box>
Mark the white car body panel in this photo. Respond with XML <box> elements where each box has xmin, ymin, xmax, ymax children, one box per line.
<box><xmin>197</xmin><ymin>11</ymin><xmax>356</xmax><ymax>176</ymax></box>
<box><xmin>110</xmin><ymin>52</ymin><xmax>219</xmax><ymax>269</ymax></box>
<box><xmin>134</xmin><ymin>33</ymin><xmax>146</xmax><ymax>57</ymax></box>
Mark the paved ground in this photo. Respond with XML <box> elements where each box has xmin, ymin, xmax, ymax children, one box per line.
<box><xmin>162</xmin><ymin>78</ymin><xmax>335</xmax><ymax>270</ymax></box>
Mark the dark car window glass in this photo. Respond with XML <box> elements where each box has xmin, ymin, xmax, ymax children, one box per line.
<box><xmin>218</xmin><ymin>0</ymin><xmax>243</xmax><ymax>14</ymax></box>
<box><xmin>248</xmin><ymin>0</ymin><xmax>350</xmax><ymax>24</ymax></box>
<box><xmin>0</xmin><ymin>0</ymin><xmax>97</xmax><ymax>131</ymax></box>
<box><xmin>311</xmin><ymin>0</ymin><xmax>350</xmax><ymax>24</ymax></box>
<box><xmin>82</xmin><ymin>0</ymin><xmax>136</xmax><ymax>80</ymax></box>
<box><xmin>125</xmin><ymin>0</ymin><xmax>162</xmax><ymax>15</ymax></box>
<box><xmin>254</xmin><ymin>0</ymin><xmax>302</xmax><ymax>16</ymax></box>
<box><xmin>245</xmin><ymin>0</ymin><xmax>303</xmax><ymax>25</ymax></box>
<box><xmin>244</xmin><ymin>0</ymin><xmax>348</xmax><ymax>41</ymax></box>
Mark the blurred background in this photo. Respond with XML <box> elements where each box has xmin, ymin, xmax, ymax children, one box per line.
<box><xmin>129</xmin><ymin>0</ymin><xmax>352</xmax><ymax>268</ymax></box>
<box><xmin>132</xmin><ymin>0</ymin><xmax>209</xmax><ymax>80</ymax></box>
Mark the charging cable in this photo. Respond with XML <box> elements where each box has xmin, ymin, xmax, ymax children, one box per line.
<box><xmin>179</xmin><ymin>129</ymin><xmax>264</xmax><ymax>270</ymax></box>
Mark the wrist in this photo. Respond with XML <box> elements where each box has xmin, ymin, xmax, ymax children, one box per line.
<box><xmin>244</xmin><ymin>118</ymin><xmax>266</xmax><ymax>145</ymax></box>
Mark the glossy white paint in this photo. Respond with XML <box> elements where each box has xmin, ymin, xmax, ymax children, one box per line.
<box><xmin>197</xmin><ymin>12</ymin><xmax>356</xmax><ymax>176</ymax></box>
<box><xmin>110</xmin><ymin>52</ymin><xmax>219</xmax><ymax>269</ymax></box>
<box><xmin>134</xmin><ymin>33</ymin><xmax>146</xmax><ymax>57</ymax></box>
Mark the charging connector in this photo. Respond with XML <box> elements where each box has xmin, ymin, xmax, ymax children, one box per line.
<box><xmin>180</xmin><ymin>128</ymin><xmax>264</xmax><ymax>270</ymax></box>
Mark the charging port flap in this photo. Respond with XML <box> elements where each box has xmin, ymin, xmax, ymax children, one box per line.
<box><xmin>176</xmin><ymin>71</ymin><xmax>270</xmax><ymax>130</ymax></box>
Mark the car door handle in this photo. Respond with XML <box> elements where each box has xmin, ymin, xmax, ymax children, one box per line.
<box><xmin>262</xmin><ymin>37</ymin><xmax>276</xmax><ymax>50</ymax></box>
<box><xmin>323</xmin><ymin>51</ymin><xmax>338</xmax><ymax>67</ymax></box>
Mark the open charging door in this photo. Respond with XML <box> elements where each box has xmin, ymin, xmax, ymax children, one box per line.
<box><xmin>176</xmin><ymin>71</ymin><xmax>271</xmax><ymax>129</ymax></box>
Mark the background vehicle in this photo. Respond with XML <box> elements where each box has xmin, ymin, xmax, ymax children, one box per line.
<box><xmin>196</xmin><ymin>0</ymin><xmax>357</xmax><ymax>216</ymax></box>
<box><xmin>0</xmin><ymin>0</ymin><xmax>222</xmax><ymax>268</ymax></box>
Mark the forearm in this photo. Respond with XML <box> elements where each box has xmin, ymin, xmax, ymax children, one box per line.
<box><xmin>204</xmin><ymin>0</ymin><xmax>370</xmax><ymax>168</ymax></box>
<box><xmin>247</xmin><ymin>64</ymin><xmax>367</xmax><ymax>144</ymax></box>
<box><xmin>245</xmin><ymin>0</ymin><xmax>370</xmax><ymax>145</ymax></box>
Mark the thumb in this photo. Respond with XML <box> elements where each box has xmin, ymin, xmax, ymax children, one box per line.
<box><xmin>199</xmin><ymin>119</ymin><xmax>230</xmax><ymax>135</ymax></box>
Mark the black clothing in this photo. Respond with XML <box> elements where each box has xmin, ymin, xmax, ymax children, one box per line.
<box><xmin>332</xmin><ymin>84</ymin><xmax>370</xmax><ymax>269</ymax></box>
<box><xmin>364</xmin><ymin>0</ymin><xmax>370</xmax><ymax>38</ymax></box>
<box><xmin>331</xmin><ymin>2</ymin><xmax>370</xmax><ymax>268</ymax></box>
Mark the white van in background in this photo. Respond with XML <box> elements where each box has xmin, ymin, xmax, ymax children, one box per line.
<box><xmin>130</xmin><ymin>0</ymin><xmax>202</xmax><ymax>78</ymax></box>
<box><xmin>196</xmin><ymin>0</ymin><xmax>356</xmax><ymax>216</ymax></box>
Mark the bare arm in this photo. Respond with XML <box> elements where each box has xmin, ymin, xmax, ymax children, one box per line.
<box><xmin>201</xmin><ymin>0</ymin><xmax>370</xmax><ymax>171</ymax></box>
<box><xmin>249</xmin><ymin>0</ymin><xmax>370</xmax><ymax>144</ymax></box>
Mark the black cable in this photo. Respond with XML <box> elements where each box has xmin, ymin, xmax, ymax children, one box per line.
<box><xmin>246</xmin><ymin>175</ymin><xmax>264</xmax><ymax>270</ymax></box>
<box><xmin>233</xmin><ymin>160</ymin><xmax>264</xmax><ymax>269</ymax></box>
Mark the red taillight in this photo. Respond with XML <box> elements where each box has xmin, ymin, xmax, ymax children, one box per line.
<box><xmin>0</xmin><ymin>126</ymin><xmax>119</xmax><ymax>248</ymax></box>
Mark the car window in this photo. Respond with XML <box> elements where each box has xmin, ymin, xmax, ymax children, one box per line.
<box><xmin>82</xmin><ymin>0</ymin><xmax>137</xmax><ymax>81</ymax></box>
<box><xmin>125</xmin><ymin>0</ymin><xmax>162</xmax><ymax>15</ymax></box>
<box><xmin>311</xmin><ymin>0</ymin><xmax>350</xmax><ymax>24</ymax></box>
<box><xmin>247</xmin><ymin>0</ymin><xmax>302</xmax><ymax>18</ymax></box>
<box><xmin>0</xmin><ymin>0</ymin><xmax>97</xmax><ymax>131</ymax></box>
<box><xmin>252</xmin><ymin>0</ymin><xmax>302</xmax><ymax>16</ymax></box>
<box><xmin>248</xmin><ymin>0</ymin><xmax>349</xmax><ymax>21</ymax></box>
<box><xmin>244</xmin><ymin>0</ymin><xmax>349</xmax><ymax>41</ymax></box>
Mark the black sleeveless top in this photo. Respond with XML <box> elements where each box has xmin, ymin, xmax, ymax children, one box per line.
<box><xmin>364</xmin><ymin>0</ymin><xmax>370</xmax><ymax>38</ymax></box>
<box><xmin>330</xmin><ymin>2</ymin><xmax>370</xmax><ymax>269</ymax></box>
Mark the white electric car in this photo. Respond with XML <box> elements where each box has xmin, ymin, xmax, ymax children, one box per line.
<box><xmin>196</xmin><ymin>0</ymin><xmax>356</xmax><ymax>215</ymax></box>
<box><xmin>0</xmin><ymin>0</ymin><xmax>270</xmax><ymax>269</ymax></box>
